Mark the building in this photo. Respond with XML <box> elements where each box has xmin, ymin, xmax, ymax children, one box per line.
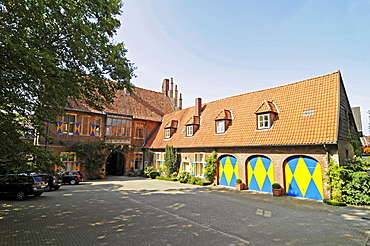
<box><xmin>36</xmin><ymin>78</ymin><xmax>182</xmax><ymax>176</ymax></box>
<box><xmin>145</xmin><ymin>71</ymin><xmax>359</xmax><ymax>200</ymax></box>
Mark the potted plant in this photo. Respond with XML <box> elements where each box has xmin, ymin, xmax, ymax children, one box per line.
<box><xmin>272</xmin><ymin>183</ymin><xmax>283</xmax><ymax>196</ymax></box>
<box><xmin>99</xmin><ymin>173</ymin><xmax>106</xmax><ymax>179</ymax></box>
<box><xmin>235</xmin><ymin>179</ymin><xmax>244</xmax><ymax>190</ymax></box>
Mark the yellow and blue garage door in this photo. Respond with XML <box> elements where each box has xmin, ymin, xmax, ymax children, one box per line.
<box><xmin>219</xmin><ymin>155</ymin><xmax>238</xmax><ymax>187</ymax></box>
<box><xmin>284</xmin><ymin>156</ymin><xmax>323</xmax><ymax>200</ymax></box>
<box><xmin>247</xmin><ymin>156</ymin><xmax>274</xmax><ymax>193</ymax></box>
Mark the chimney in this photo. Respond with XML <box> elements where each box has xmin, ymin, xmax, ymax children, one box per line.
<box><xmin>162</xmin><ymin>78</ymin><xmax>169</xmax><ymax>96</ymax></box>
<box><xmin>169</xmin><ymin>77</ymin><xmax>174</xmax><ymax>98</ymax></box>
<box><xmin>195</xmin><ymin>97</ymin><xmax>202</xmax><ymax>116</ymax></box>
<box><xmin>174</xmin><ymin>85</ymin><xmax>178</xmax><ymax>108</ymax></box>
<box><xmin>179</xmin><ymin>93</ymin><xmax>183</xmax><ymax>110</ymax></box>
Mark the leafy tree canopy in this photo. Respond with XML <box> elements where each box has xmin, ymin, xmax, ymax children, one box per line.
<box><xmin>0</xmin><ymin>0</ymin><xmax>135</xmax><ymax>173</ymax></box>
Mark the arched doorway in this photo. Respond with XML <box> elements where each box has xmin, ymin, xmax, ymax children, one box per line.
<box><xmin>284</xmin><ymin>156</ymin><xmax>323</xmax><ymax>200</ymax></box>
<box><xmin>246</xmin><ymin>155</ymin><xmax>274</xmax><ymax>193</ymax></box>
<box><xmin>218</xmin><ymin>155</ymin><xmax>238</xmax><ymax>188</ymax></box>
<box><xmin>106</xmin><ymin>152</ymin><xmax>125</xmax><ymax>176</ymax></box>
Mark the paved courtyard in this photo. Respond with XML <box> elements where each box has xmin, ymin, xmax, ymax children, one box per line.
<box><xmin>1</xmin><ymin>176</ymin><xmax>370</xmax><ymax>245</ymax></box>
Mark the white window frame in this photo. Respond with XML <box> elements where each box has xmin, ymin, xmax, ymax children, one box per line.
<box><xmin>186</xmin><ymin>125</ymin><xmax>193</xmax><ymax>137</ymax></box>
<box><xmin>95</xmin><ymin>118</ymin><xmax>101</xmax><ymax>136</ymax></box>
<box><xmin>216</xmin><ymin>120</ymin><xmax>225</xmax><ymax>134</ymax></box>
<box><xmin>181</xmin><ymin>162</ymin><xmax>191</xmax><ymax>173</ymax></box>
<box><xmin>106</xmin><ymin>117</ymin><xmax>132</xmax><ymax>137</ymax></box>
<box><xmin>63</xmin><ymin>114</ymin><xmax>76</xmax><ymax>134</ymax></box>
<box><xmin>165</xmin><ymin>128</ymin><xmax>171</xmax><ymax>139</ymax></box>
<box><xmin>194</xmin><ymin>153</ymin><xmax>205</xmax><ymax>177</ymax></box>
<box><xmin>258</xmin><ymin>114</ymin><xmax>270</xmax><ymax>129</ymax></box>
<box><xmin>153</xmin><ymin>152</ymin><xmax>163</xmax><ymax>169</ymax></box>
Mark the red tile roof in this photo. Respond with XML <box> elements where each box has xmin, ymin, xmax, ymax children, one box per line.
<box><xmin>147</xmin><ymin>71</ymin><xmax>342</xmax><ymax>148</ymax></box>
<box><xmin>67</xmin><ymin>87</ymin><xmax>174</xmax><ymax>121</ymax></box>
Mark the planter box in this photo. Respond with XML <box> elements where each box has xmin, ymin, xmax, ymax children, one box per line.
<box><xmin>272</xmin><ymin>188</ymin><xmax>283</xmax><ymax>197</ymax></box>
<box><xmin>235</xmin><ymin>183</ymin><xmax>245</xmax><ymax>190</ymax></box>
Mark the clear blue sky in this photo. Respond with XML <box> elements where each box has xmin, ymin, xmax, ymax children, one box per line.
<box><xmin>117</xmin><ymin>0</ymin><xmax>370</xmax><ymax>135</ymax></box>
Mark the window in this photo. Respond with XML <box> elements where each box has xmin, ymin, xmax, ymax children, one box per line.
<box><xmin>216</xmin><ymin>120</ymin><xmax>225</xmax><ymax>134</ymax></box>
<box><xmin>258</xmin><ymin>114</ymin><xmax>270</xmax><ymax>129</ymax></box>
<box><xmin>194</xmin><ymin>163</ymin><xmax>204</xmax><ymax>176</ymax></box>
<box><xmin>194</xmin><ymin>153</ymin><xmax>204</xmax><ymax>177</ymax></box>
<box><xmin>165</xmin><ymin>128</ymin><xmax>171</xmax><ymax>139</ymax></box>
<box><xmin>106</xmin><ymin>117</ymin><xmax>131</xmax><ymax>137</ymax></box>
<box><xmin>186</xmin><ymin>125</ymin><xmax>194</xmax><ymax>137</ymax></box>
<box><xmin>153</xmin><ymin>153</ymin><xmax>163</xmax><ymax>169</ymax></box>
<box><xmin>135</xmin><ymin>122</ymin><xmax>144</xmax><ymax>139</ymax></box>
<box><xmin>81</xmin><ymin>116</ymin><xmax>90</xmax><ymax>135</ymax></box>
<box><xmin>181</xmin><ymin>162</ymin><xmax>191</xmax><ymax>172</ymax></box>
<box><xmin>134</xmin><ymin>153</ymin><xmax>143</xmax><ymax>169</ymax></box>
<box><xmin>63</xmin><ymin>115</ymin><xmax>76</xmax><ymax>134</ymax></box>
<box><xmin>95</xmin><ymin>118</ymin><xmax>101</xmax><ymax>136</ymax></box>
<box><xmin>61</xmin><ymin>152</ymin><xmax>76</xmax><ymax>171</ymax></box>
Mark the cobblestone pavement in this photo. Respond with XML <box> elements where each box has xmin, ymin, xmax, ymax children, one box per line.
<box><xmin>1</xmin><ymin>176</ymin><xmax>370</xmax><ymax>246</ymax></box>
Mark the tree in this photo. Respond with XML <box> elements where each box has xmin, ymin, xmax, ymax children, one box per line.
<box><xmin>164</xmin><ymin>145</ymin><xmax>178</xmax><ymax>176</ymax></box>
<box><xmin>68</xmin><ymin>141</ymin><xmax>109</xmax><ymax>179</ymax></box>
<box><xmin>0</xmin><ymin>0</ymin><xmax>135</xmax><ymax>172</ymax></box>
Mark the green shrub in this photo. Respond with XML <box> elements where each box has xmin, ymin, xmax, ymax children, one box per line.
<box><xmin>177</xmin><ymin>171</ymin><xmax>191</xmax><ymax>183</ymax></box>
<box><xmin>188</xmin><ymin>176</ymin><xmax>202</xmax><ymax>185</ymax></box>
<box><xmin>236</xmin><ymin>179</ymin><xmax>242</xmax><ymax>184</ymax></box>
<box><xmin>323</xmin><ymin>199</ymin><xmax>347</xmax><ymax>206</ymax></box>
<box><xmin>149</xmin><ymin>171</ymin><xmax>160</xmax><ymax>179</ymax></box>
<box><xmin>156</xmin><ymin>176</ymin><xmax>178</xmax><ymax>181</ymax></box>
<box><xmin>272</xmin><ymin>183</ymin><xmax>281</xmax><ymax>189</ymax></box>
<box><xmin>342</xmin><ymin>172</ymin><xmax>370</xmax><ymax>206</ymax></box>
<box><xmin>144</xmin><ymin>166</ymin><xmax>156</xmax><ymax>178</ymax></box>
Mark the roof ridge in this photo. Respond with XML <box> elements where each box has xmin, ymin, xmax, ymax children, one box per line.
<box><xmin>201</xmin><ymin>71</ymin><xmax>340</xmax><ymax>105</ymax></box>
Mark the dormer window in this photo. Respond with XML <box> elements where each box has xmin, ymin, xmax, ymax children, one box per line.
<box><xmin>186</xmin><ymin>125</ymin><xmax>194</xmax><ymax>137</ymax></box>
<box><xmin>258</xmin><ymin>114</ymin><xmax>270</xmax><ymax>129</ymax></box>
<box><xmin>165</xmin><ymin>128</ymin><xmax>171</xmax><ymax>139</ymax></box>
<box><xmin>255</xmin><ymin>100</ymin><xmax>279</xmax><ymax>130</ymax></box>
<box><xmin>164</xmin><ymin>120</ymin><xmax>178</xmax><ymax>139</ymax></box>
<box><xmin>216</xmin><ymin>120</ymin><xmax>225</xmax><ymax>133</ymax></box>
<box><xmin>214</xmin><ymin>109</ymin><xmax>232</xmax><ymax>134</ymax></box>
<box><xmin>185</xmin><ymin>115</ymin><xmax>200</xmax><ymax>137</ymax></box>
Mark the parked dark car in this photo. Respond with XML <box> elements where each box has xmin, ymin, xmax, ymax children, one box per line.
<box><xmin>37</xmin><ymin>174</ymin><xmax>62</xmax><ymax>191</ymax></box>
<box><xmin>0</xmin><ymin>174</ymin><xmax>48</xmax><ymax>200</ymax></box>
<box><xmin>59</xmin><ymin>171</ymin><xmax>83</xmax><ymax>185</ymax></box>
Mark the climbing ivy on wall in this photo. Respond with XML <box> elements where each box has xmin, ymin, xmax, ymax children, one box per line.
<box><xmin>346</xmin><ymin>110</ymin><xmax>362</xmax><ymax>156</ymax></box>
<box><xmin>204</xmin><ymin>151</ymin><xmax>217</xmax><ymax>182</ymax></box>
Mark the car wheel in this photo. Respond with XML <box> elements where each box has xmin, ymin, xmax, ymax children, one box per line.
<box><xmin>16</xmin><ymin>190</ymin><xmax>27</xmax><ymax>201</ymax></box>
<box><xmin>45</xmin><ymin>186</ymin><xmax>51</xmax><ymax>192</ymax></box>
<box><xmin>69</xmin><ymin>179</ymin><xmax>78</xmax><ymax>185</ymax></box>
<box><xmin>34</xmin><ymin>192</ymin><xmax>43</xmax><ymax>197</ymax></box>
<box><xmin>54</xmin><ymin>186</ymin><xmax>60</xmax><ymax>190</ymax></box>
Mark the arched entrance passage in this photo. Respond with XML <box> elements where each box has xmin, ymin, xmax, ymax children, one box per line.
<box><xmin>246</xmin><ymin>155</ymin><xmax>274</xmax><ymax>193</ymax></box>
<box><xmin>106</xmin><ymin>152</ymin><xmax>125</xmax><ymax>176</ymax></box>
<box><xmin>218</xmin><ymin>155</ymin><xmax>238</xmax><ymax>188</ymax></box>
<box><xmin>284</xmin><ymin>156</ymin><xmax>323</xmax><ymax>200</ymax></box>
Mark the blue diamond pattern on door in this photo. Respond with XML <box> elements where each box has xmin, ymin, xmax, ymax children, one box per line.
<box><xmin>247</xmin><ymin>156</ymin><xmax>274</xmax><ymax>193</ymax></box>
<box><xmin>219</xmin><ymin>155</ymin><xmax>238</xmax><ymax>187</ymax></box>
<box><xmin>285</xmin><ymin>156</ymin><xmax>323</xmax><ymax>200</ymax></box>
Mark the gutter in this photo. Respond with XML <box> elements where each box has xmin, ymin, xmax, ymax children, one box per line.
<box><xmin>148</xmin><ymin>142</ymin><xmax>338</xmax><ymax>150</ymax></box>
